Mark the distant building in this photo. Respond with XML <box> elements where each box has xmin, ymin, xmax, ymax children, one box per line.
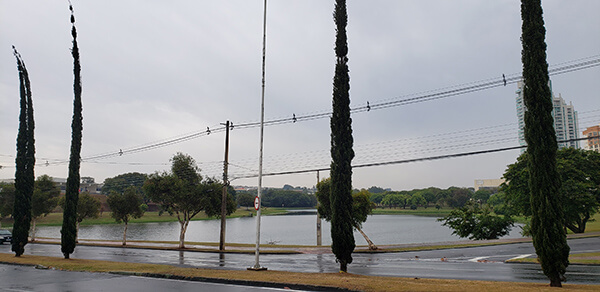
<box><xmin>0</xmin><ymin>177</ymin><xmax>102</xmax><ymax>194</ymax></box>
<box><xmin>583</xmin><ymin>124</ymin><xmax>600</xmax><ymax>153</ymax></box>
<box><xmin>474</xmin><ymin>178</ymin><xmax>505</xmax><ymax>192</ymax></box>
<box><xmin>516</xmin><ymin>80</ymin><xmax>580</xmax><ymax>150</ymax></box>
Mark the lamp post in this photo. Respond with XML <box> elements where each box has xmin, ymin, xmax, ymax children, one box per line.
<box><xmin>248</xmin><ymin>0</ymin><xmax>268</xmax><ymax>271</ymax></box>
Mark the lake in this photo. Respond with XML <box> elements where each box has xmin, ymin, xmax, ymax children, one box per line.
<box><xmin>34</xmin><ymin>213</ymin><xmax>525</xmax><ymax>245</ymax></box>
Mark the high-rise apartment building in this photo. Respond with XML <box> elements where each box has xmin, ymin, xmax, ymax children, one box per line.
<box><xmin>583</xmin><ymin>124</ymin><xmax>600</xmax><ymax>153</ymax></box>
<box><xmin>516</xmin><ymin>80</ymin><xmax>580</xmax><ymax>150</ymax></box>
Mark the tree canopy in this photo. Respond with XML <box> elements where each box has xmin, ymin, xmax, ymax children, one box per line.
<box><xmin>59</xmin><ymin>192</ymin><xmax>102</xmax><ymax>239</ymax></box>
<box><xmin>438</xmin><ymin>201</ymin><xmax>514</xmax><ymax>240</ymax></box>
<box><xmin>102</xmin><ymin>172</ymin><xmax>148</xmax><ymax>197</ymax></box>
<box><xmin>0</xmin><ymin>183</ymin><xmax>15</xmax><ymax>226</ymax></box>
<box><xmin>31</xmin><ymin>175</ymin><xmax>60</xmax><ymax>241</ymax></box>
<box><xmin>144</xmin><ymin>153</ymin><xmax>235</xmax><ymax>248</ymax></box>
<box><xmin>107</xmin><ymin>187</ymin><xmax>145</xmax><ymax>246</ymax></box>
<box><xmin>316</xmin><ymin>179</ymin><xmax>377</xmax><ymax>250</ymax></box>
<box><xmin>502</xmin><ymin>148</ymin><xmax>600</xmax><ymax>233</ymax></box>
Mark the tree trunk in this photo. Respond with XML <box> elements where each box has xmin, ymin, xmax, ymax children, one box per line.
<box><xmin>122</xmin><ymin>222</ymin><xmax>128</xmax><ymax>246</ymax></box>
<box><xmin>340</xmin><ymin>261</ymin><xmax>347</xmax><ymax>273</ymax></box>
<box><xmin>356</xmin><ymin>226</ymin><xmax>377</xmax><ymax>250</ymax></box>
<box><xmin>550</xmin><ymin>276</ymin><xmax>562</xmax><ymax>287</ymax></box>
<box><xmin>178</xmin><ymin>220</ymin><xmax>189</xmax><ymax>249</ymax></box>
<box><xmin>31</xmin><ymin>218</ymin><xmax>36</xmax><ymax>242</ymax></box>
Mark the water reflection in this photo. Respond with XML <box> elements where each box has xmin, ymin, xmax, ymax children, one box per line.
<box><xmin>179</xmin><ymin>250</ymin><xmax>185</xmax><ymax>265</ymax></box>
<box><xmin>34</xmin><ymin>214</ymin><xmax>524</xmax><ymax>246</ymax></box>
<box><xmin>219</xmin><ymin>253</ymin><xmax>226</xmax><ymax>267</ymax></box>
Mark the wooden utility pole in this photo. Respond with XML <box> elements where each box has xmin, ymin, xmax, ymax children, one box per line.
<box><xmin>316</xmin><ymin>171</ymin><xmax>322</xmax><ymax>246</ymax></box>
<box><xmin>219</xmin><ymin>121</ymin><xmax>231</xmax><ymax>251</ymax></box>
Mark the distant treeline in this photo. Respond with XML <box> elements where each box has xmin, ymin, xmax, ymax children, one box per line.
<box><xmin>237</xmin><ymin>188</ymin><xmax>317</xmax><ymax>208</ymax></box>
<box><xmin>367</xmin><ymin>186</ymin><xmax>498</xmax><ymax>210</ymax></box>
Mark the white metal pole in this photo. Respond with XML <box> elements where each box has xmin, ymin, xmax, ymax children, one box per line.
<box><xmin>249</xmin><ymin>0</ymin><xmax>268</xmax><ymax>271</ymax></box>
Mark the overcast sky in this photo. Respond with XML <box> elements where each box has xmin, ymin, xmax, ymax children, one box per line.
<box><xmin>1</xmin><ymin>1</ymin><xmax>599</xmax><ymax>191</ymax></box>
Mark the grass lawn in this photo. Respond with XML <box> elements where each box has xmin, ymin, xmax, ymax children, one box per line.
<box><xmin>0</xmin><ymin>253</ymin><xmax>597</xmax><ymax>291</ymax></box>
<box><xmin>507</xmin><ymin>252</ymin><xmax>600</xmax><ymax>265</ymax></box>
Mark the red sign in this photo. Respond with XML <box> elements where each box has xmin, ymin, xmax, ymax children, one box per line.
<box><xmin>254</xmin><ymin>196</ymin><xmax>260</xmax><ymax>211</ymax></box>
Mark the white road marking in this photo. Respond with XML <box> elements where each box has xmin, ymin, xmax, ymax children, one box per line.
<box><xmin>468</xmin><ymin>256</ymin><xmax>489</xmax><ymax>262</ymax></box>
<box><xmin>506</xmin><ymin>254</ymin><xmax>533</xmax><ymax>261</ymax></box>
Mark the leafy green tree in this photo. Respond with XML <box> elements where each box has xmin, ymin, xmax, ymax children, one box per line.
<box><xmin>381</xmin><ymin>193</ymin><xmax>408</xmax><ymax>209</ymax></box>
<box><xmin>102</xmin><ymin>172</ymin><xmax>148</xmax><ymax>199</ymax></box>
<box><xmin>520</xmin><ymin>0</ymin><xmax>570</xmax><ymax>286</ymax></box>
<box><xmin>369</xmin><ymin>193</ymin><xmax>385</xmax><ymax>206</ymax></box>
<box><xmin>61</xmin><ymin>3</ymin><xmax>83</xmax><ymax>259</ymax></box>
<box><xmin>316</xmin><ymin>179</ymin><xmax>377</xmax><ymax>250</ymax></box>
<box><xmin>367</xmin><ymin>186</ymin><xmax>385</xmax><ymax>194</ymax></box>
<box><xmin>410</xmin><ymin>193</ymin><xmax>427</xmax><ymax>209</ymax></box>
<box><xmin>30</xmin><ymin>175</ymin><xmax>60</xmax><ymax>241</ymax></box>
<box><xmin>487</xmin><ymin>192</ymin><xmax>510</xmax><ymax>215</ymax></box>
<box><xmin>0</xmin><ymin>183</ymin><xmax>15</xmax><ymax>228</ymax></box>
<box><xmin>144</xmin><ymin>153</ymin><xmax>235</xmax><ymax>248</ymax></box>
<box><xmin>502</xmin><ymin>149</ymin><xmax>600</xmax><ymax>233</ymax></box>
<box><xmin>473</xmin><ymin>189</ymin><xmax>493</xmax><ymax>203</ymax></box>
<box><xmin>261</xmin><ymin>189</ymin><xmax>317</xmax><ymax>207</ymax></box>
<box><xmin>420</xmin><ymin>190</ymin><xmax>436</xmax><ymax>206</ymax></box>
<box><xmin>107</xmin><ymin>187</ymin><xmax>145</xmax><ymax>246</ymax></box>
<box><xmin>12</xmin><ymin>47</ymin><xmax>35</xmax><ymax>257</ymax></box>
<box><xmin>60</xmin><ymin>192</ymin><xmax>101</xmax><ymax>240</ymax></box>
<box><xmin>447</xmin><ymin>187</ymin><xmax>471</xmax><ymax>208</ymax></box>
<box><xmin>237</xmin><ymin>193</ymin><xmax>254</xmax><ymax>209</ymax></box>
<box><xmin>438</xmin><ymin>201</ymin><xmax>514</xmax><ymax>240</ymax></box>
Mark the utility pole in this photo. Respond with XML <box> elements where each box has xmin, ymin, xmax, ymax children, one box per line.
<box><xmin>219</xmin><ymin>120</ymin><xmax>231</xmax><ymax>251</ymax></box>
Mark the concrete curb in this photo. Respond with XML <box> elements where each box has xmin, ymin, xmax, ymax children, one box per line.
<box><xmin>109</xmin><ymin>270</ymin><xmax>355</xmax><ymax>292</ymax></box>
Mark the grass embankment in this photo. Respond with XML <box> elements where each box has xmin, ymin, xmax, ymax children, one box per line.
<box><xmin>508</xmin><ymin>252</ymin><xmax>600</xmax><ymax>265</ymax></box>
<box><xmin>0</xmin><ymin>253</ymin><xmax>597</xmax><ymax>291</ymax></box>
<box><xmin>0</xmin><ymin>208</ymin><xmax>289</xmax><ymax>228</ymax></box>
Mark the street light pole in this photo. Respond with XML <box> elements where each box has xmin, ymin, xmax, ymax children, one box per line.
<box><xmin>249</xmin><ymin>0</ymin><xmax>268</xmax><ymax>271</ymax></box>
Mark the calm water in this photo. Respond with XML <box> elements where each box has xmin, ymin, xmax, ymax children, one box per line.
<box><xmin>34</xmin><ymin>213</ymin><xmax>525</xmax><ymax>245</ymax></box>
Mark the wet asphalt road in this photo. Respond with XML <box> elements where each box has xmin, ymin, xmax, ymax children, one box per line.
<box><xmin>0</xmin><ymin>264</ymin><xmax>309</xmax><ymax>292</ymax></box>
<box><xmin>1</xmin><ymin>237</ymin><xmax>599</xmax><ymax>285</ymax></box>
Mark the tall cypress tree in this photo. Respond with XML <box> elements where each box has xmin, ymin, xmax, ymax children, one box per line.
<box><xmin>520</xmin><ymin>0</ymin><xmax>569</xmax><ymax>287</ymax></box>
<box><xmin>330</xmin><ymin>0</ymin><xmax>355</xmax><ymax>273</ymax></box>
<box><xmin>61</xmin><ymin>3</ymin><xmax>83</xmax><ymax>259</ymax></box>
<box><xmin>11</xmin><ymin>47</ymin><xmax>35</xmax><ymax>257</ymax></box>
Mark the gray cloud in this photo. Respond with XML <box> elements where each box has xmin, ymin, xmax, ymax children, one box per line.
<box><xmin>1</xmin><ymin>1</ymin><xmax>599</xmax><ymax>191</ymax></box>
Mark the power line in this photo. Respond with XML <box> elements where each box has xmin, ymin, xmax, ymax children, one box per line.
<box><xmin>230</xmin><ymin>136</ymin><xmax>595</xmax><ymax>180</ymax></box>
<box><xmin>42</xmin><ymin>56</ymin><xmax>600</xmax><ymax>163</ymax></box>
<box><xmin>1</xmin><ymin>57</ymin><xmax>598</xmax><ymax>171</ymax></box>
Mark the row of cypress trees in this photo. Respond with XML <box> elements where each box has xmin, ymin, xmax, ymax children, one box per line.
<box><xmin>326</xmin><ymin>1</ymin><xmax>571</xmax><ymax>286</ymax></box>
<box><xmin>10</xmin><ymin>3</ymin><xmax>83</xmax><ymax>259</ymax></box>
<box><xmin>10</xmin><ymin>2</ymin><xmax>570</xmax><ymax>286</ymax></box>
<box><xmin>11</xmin><ymin>47</ymin><xmax>35</xmax><ymax>257</ymax></box>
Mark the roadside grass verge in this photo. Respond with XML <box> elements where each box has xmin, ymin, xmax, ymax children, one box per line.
<box><xmin>0</xmin><ymin>253</ymin><xmax>597</xmax><ymax>291</ymax></box>
<box><xmin>507</xmin><ymin>252</ymin><xmax>600</xmax><ymax>265</ymax></box>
